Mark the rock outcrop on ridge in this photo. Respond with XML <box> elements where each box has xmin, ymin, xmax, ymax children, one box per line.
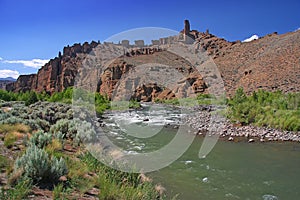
<box><xmin>6</xmin><ymin>20</ymin><xmax>300</xmax><ymax>100</ymax></box>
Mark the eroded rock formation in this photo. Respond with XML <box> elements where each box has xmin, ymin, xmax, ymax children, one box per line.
<box><xmin>6</xmin><ymin>21</ymin><xmax>300</xmax><ymax>101</ymax></box>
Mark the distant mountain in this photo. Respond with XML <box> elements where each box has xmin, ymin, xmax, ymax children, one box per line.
<box><xmin>0</xmin><ymin>77</ymin><xmax>16</xmax><ymax>90</ymax></box>
<box><xmin>0</xmin><ymin>77</ymin><xmax>16</xmax><ymax>81</ymax></box>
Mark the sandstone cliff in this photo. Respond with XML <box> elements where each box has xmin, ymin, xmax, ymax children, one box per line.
<box><xmin>7</xmin><ymin>41</ymin><xmax>99</xmax><ymax>94</ymax></box>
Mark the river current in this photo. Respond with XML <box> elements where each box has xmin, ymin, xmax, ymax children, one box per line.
<box><xmin>102</xmin><ymin>103</ymin><xmax>300</xmax><ymax>200</ymax></box>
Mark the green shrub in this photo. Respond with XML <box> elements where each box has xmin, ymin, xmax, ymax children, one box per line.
<box><xmin>25</xmin><ymin>91</ymin><xmax>38</xmax><ymax>106</ymax></box>
<box><xmin>50</xmin><ymin>118</ymin><xmax>96</xmax><ymax>146</ymax></box>
<box><xmin>29</xmin><ymin>130</ymin><xmax>52</xmax><ymax>148</ymax></box>
<box><xmin>228</xmin><ymin>88</ymin><xmax>300</xmax><ymax>131</ymax></box>
<box><xmin>0</xmin><ymin>90</ymin><xmax>17</xmax><ymax>101</ymax></box>
<box><xmin>24</xmin><ymin>119</ymin><xmax>41</xmax><ymax>130</ymax></box>
<box><xmin>74</xmin><ymin>120</ymin><xmax>96</xmax><ymax>145</ymax></box>
<box><xmin>50</xmin><ymin>119</ymin><xmax>77</xmax><ymax>140</ymax></box>
<box><xmin>14</xmin><ymin>144</ymin><xmax>68</xmax><ymax>184</ymax></box>
<box><xmin>0</xmin><ymin>116</ymin><xmax>23</xmax><ymax>125</ymax></box>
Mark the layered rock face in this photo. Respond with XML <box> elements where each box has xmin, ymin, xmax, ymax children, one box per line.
<box><xmin>7</xmin><ymin>41</ymin><xmax>99</xmax><ymax>94</ymax></box>
<box><xmin>6</xmin><ymin>74</ymin><xmax>36</xmax><ymax>92</ymax></box>
<box><xmin>6</xmin><ymin>21</ymin><xmax>300</xmax><ymax>100</ymax></box>
<box><xmin>95</xmin><ymin>50</ymin><xmax>208</xmax><ymax>102</ymax></box>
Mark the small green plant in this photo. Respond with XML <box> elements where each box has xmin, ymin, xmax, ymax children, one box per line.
<box><xmin>4</xmin><ymin>133</ymin><xmax>18</xmax><ymax>148</ymax></box>
<box><xmin>0</xmin><ymin>179</ymin><xmax>32</xmax><ymax>200</ymax></box>
<box><xmin>0</xmin><ymin>155</ymin><xmax>10</xmax><ymax>169</ymax></box>
<box><xmin>53</xmin><ymin>183</ymin><xmax>67</xmax><ymax>199</ymax></box>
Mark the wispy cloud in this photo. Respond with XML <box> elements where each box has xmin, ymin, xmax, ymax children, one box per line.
<box><xmin>242</xmin><ymin>35</ymin><xmax>259</xmax><ymax>43</ymax></box>
<box><xmin>0</xmin><ymin>69</ymin><xmax>20</xmax><ymax>79</ymax></box>
<box><xmin>3</xmin><ymin>58</ymin><xmax>49</xmax><ymax>68</ymax></box>
<box><xmin>0</xmin><ymin>57</ymin><xmax>3</xmax><ymax>61</ymax></box>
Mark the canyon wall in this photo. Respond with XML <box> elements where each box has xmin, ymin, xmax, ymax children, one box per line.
<box><xmin>7</xmin><ymin>20</ymin><xmax>300</xmax><ymax>100</ymax></box>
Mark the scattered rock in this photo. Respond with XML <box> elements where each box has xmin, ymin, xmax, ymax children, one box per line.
<box><xmin>248</xmin><ymin>139</ymin><xmax>255</xmax><ymax>143</ymax></box>
<box><xmin>202</xmin><ymin>177</ymin><xmax>209</xmax><ymax>183</ymax></box>
<box><xmin>31</xmin><ymin>186</ymin><xmax>52</xmax><ymax>199</ymax></box>
<box><xmin>139</xmin><ymin>173</ymin><xmax>152</xmax><ymax>183</ymax></box>
<box><xmin>262</xmin><ymin>194</ymin><xmax>279</xmax><ymax>200</ymax></box>
<box><xmin>59</xmin><ymin>176</ymin><xmax>67</xmax><ymax>182</ymax></box>
<box><xmin>85</xmin><ymin>187</ymin><xmax>100</xmax><ymax>196</ymax></box>
<box><xmin>155</xmin><ymin>184</ymin><xmax>166</xmax><ymax>196</ymax></box>
<box><xmin>184</xmin><ymin>105</ymin><xmax>300</xmax><ymax>143</ymax></box>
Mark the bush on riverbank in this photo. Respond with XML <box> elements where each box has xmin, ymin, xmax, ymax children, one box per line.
<box><xmin>155</xmin><ymin>93</ymin><xmax>226</xmax><ymax>106</ymax></box>
<box><xmin>154</xmin><ymin>88</ymin><xmax>299</xmax><ymax>131</ymax></box>
<box><xmin>228</xmin><ymin>88</ymin><xmax>300</xmax><ymax>131</ymax></box>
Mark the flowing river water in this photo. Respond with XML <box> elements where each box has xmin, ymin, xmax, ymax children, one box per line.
<box><xmin>102</xmin><ymin>104</ymin><xmax>300</xmax><ymax>200</ymax></box>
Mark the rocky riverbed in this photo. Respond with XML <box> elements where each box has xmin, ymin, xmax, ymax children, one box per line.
<box><xmin>183</xmin><ymin>105</ymin><xmax>300</xmax><ymax>143</ymax></box>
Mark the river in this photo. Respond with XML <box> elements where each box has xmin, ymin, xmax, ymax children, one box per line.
<box><xmin>102</xmin><ymin>103</ymin><xmax>300</xmax><ymax>200</ymax></box>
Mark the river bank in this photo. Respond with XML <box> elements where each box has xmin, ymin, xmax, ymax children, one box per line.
<box><xmin>184</xmin><ymin>105</ymin><xmax>300</xmax><ymax>143</ymax></box>
<box><xmin>102</xmin><ymin>103</ymin><xmax>300</xmax><ymax>143</ymax></box>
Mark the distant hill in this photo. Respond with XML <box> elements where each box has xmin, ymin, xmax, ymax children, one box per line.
<box><xmin>0</xmin><ymin>77</ymin><xmax>16</xmax><ymax>90</ymax></box>
<box><xmin>0</xmin><ymin>77</ymin><xmax>16</xmax><ymax>81</ymax></box>
<box><xmin>6</xmin><ymin>20</ymin><xmax>300</xmax><ymax>100</ymax></box>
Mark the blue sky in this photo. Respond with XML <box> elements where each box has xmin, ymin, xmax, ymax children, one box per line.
<box><xmin>0</xmin><ymin>0</ymin><xmax>299</xmax><ymax>78</ymax></box>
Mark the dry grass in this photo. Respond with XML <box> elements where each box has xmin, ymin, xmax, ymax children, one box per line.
<box><xmin>8</xmin><ymin>168</ymin><xmax>24</xmax><ymax>186</ymax></box>
<box><xmin>45</xmin><ymin>138</ymin><xmax>64</xmax><ymax>158</ymax></box>
<box><xmin>0</xmin><ymin>124</ymin><xmax>31</xmax><ymax>135</ymax></box>
<box><xmin>1</xmin><ymin>107</ymin><xmax>12</xmax><ymax>112</ymax></box>
<box><xmin>0</xmin><ymin>124</ymin><xmax>31</xmax><ymax>148</ymax></box>
<box><xmin>48</xmin><ymin>139</ymin><xmax>62</xmax><ymax>151</ymax></box>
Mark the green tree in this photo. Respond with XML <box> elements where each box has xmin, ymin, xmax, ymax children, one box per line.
<box><xmin>25</xmin><ymin>91</ymin><xmax>38</xmax><ymax>106</ymax></box>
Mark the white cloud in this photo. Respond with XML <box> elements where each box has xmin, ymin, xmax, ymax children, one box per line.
<box><xmin>3</xmin><ymin>58</ymin><xmax>49</xmax><ymax>68</ymax></box>
<box><xmin>0</xmin><ymin>69</ymin><xmax>20</xmax><ymax>79</ymax></box>
<box><xmin>0</xmin><ymin>57</ymin><xmax>3</xmax><ymax>61</ymax></box>
<box><xmin>242</xmin><ymin>35</ymin><xmax>259</xmax><ymax>43</ymax></box>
